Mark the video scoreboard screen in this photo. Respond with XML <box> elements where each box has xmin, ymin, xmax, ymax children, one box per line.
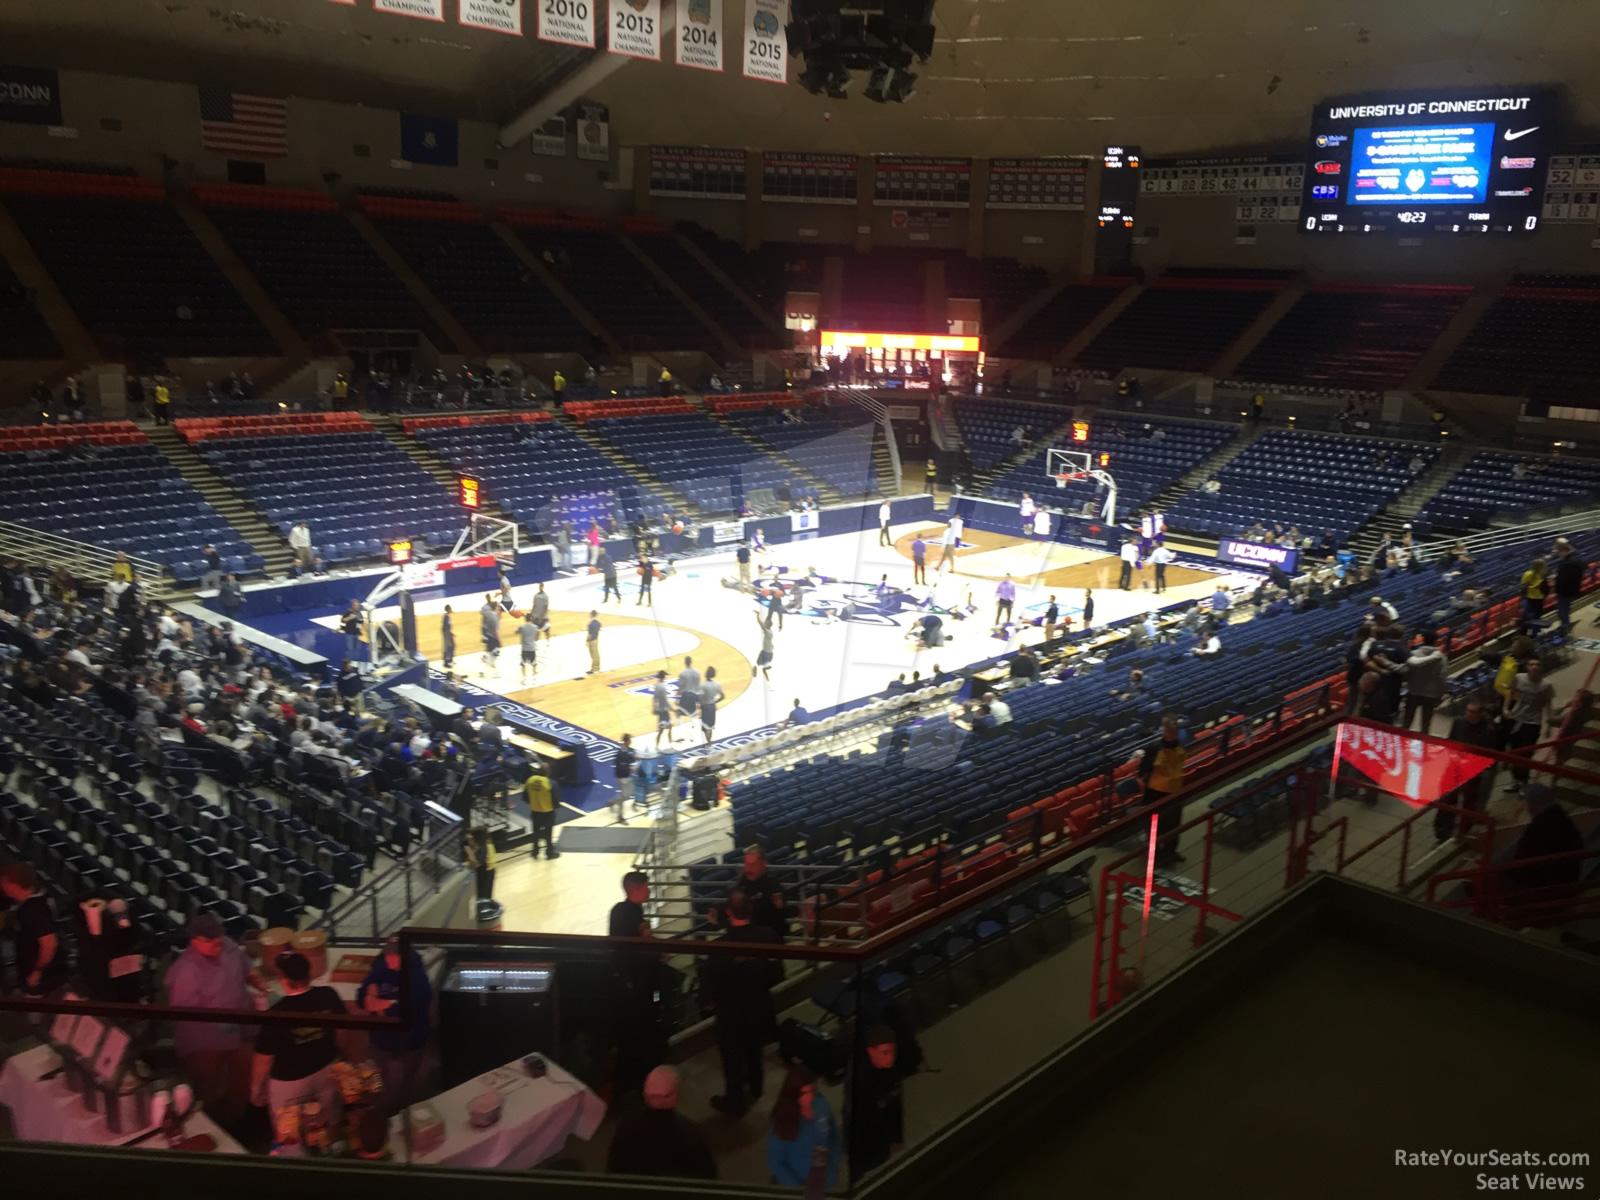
<box><xmin>1302</xmin><ymin>87</ymin><xmax>1560</xmax><ymax>235</ymax></box>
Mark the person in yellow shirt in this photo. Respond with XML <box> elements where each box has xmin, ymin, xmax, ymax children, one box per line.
<box><xmin>332</xmin><ymin>374</ymin><xmax>349</xmax><ymax>406</ymax></box>
<box><xmin>153</xmin><ymin>382</ymin><xmax>171</xmax><ymax>426</ymax></box>
<box><xmin>1138</xmin><ymin>718</ymin><xmax>1188</xmax><ymax>866</ymax></box>
<box><xmin>658</xmin><ymin>367</ymin><xmax>672</xmax><ymax>398</ymax></box>
<box><xmin>110</xmin><ymin>551</ymin><xmax>134</xmax><ymax>584</ymax></box>
<box><xmin>1519</xmin><ymin>556</ymin><xmax>1547</xmax><ymax>633</ymax></box>
<box><xmin>524</xmin><ymin>765</ymin><xmax>559</xmax><ymax>860</ymax></box>
<box><xmin>551</xmin><ymin>369</ymin><xmax>565</xmax><ymax>407</ymax></box>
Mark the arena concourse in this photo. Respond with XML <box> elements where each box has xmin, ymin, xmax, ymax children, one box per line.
<box><xmin>0</xmin><ymin>4</ymin><xmax>1597</xmax><ymax>1197</ymax></box>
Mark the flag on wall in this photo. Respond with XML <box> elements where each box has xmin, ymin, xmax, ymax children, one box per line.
<box><xmin>199</xmin><ymin>90</ymin><xmax>288</xmax><ymax>157</ymax></box>
<box><xmin>400</xmin><ymin>113</ymin><xmax>460</xmax><ymax>166</ymax></box>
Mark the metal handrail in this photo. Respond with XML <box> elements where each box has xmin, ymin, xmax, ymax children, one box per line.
<box><xmin>1430</xmin><ymin>505</ymin><xmax>1600</xmax><ymax>556</ymax></box>
<box><xmin>0</xmin><ymin>519</ymin><xmax>170</xmax><ymax>597</ymax></box>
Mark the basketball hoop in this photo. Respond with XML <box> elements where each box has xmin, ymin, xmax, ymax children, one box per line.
<box><xmin>1053</xmin><ymin>471</ymin><xmax>1087</xmax><ymax>488</ymax></box>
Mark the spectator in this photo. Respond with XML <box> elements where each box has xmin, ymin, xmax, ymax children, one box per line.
<box><xmin>1138</xmin><ymin>718</ymin><xmax>1188</xmax><ymax>866</ymax></box>
<box><xmin>767</xmin><ymin>1065</ymin><xmax>842</xmax><ymax>1190</ymax></box>
<box><xmin>525</xmin><ymin>761</ymin><xmax>558</xmax><ymax>859</ymax></box>
<box><xmin>586</xmin><ymin>521</ymin><xmax>602</xmax><ymax>565</ymax></box>
<box><xmin>715</xmin><ymin>845</ymin><xmax>786</xmax><ymax>939</ymax></box>
<box><xmin>341</xmin><ymin>600</ymin><xmax>363</xmax><ymax>662</ymax></box>
<box><xmin>1009</xmin><ymin>646</ymin><xmax>1040</xmax><ymax>682</ymax></box>
<box><xmin>202</xmin><ymin>543</ymin><xmax>223</xmax><ymax>592</ymax></box>
<box><xmin>782</xmin><ymin>699</ymin><xmax>809</xmax><ymax>729</ymax></box>
<box><xmin>1210</xmin><ymin>584</ymin><xmax>1231</xmax><ymax>617</ymax></box>
<box><xmin>1190</xmin><ymin>632</ymin><xmax>1222</xmax><ymax>658</ymax></box>
<box><xmin>849</xmin><ymin>1024</ymin><xmax>908</xmax><ymax>1178</ymax></box>
<box><xmin>218</xmin><ymin>572</ymin><xmax>243</xmax><ymax>620</ymax></box>
<box><xmin>439</xmin><ymin>604</ymin><xmax>455</xmax><ymax>670</ymax></box>
<box><xmin>1503</xmin><ymin>784</ymin><xmax>1583</xmax><ymax>896</ymax></box>
<box><xmin>1435</xmin><ymin>700</ymin><xmax>1497</xmax><ymax>842</ymax></box>
<box><xmin>706</xmin><ymin>889</ymin><xmax>780</xmax><ymax>1118</ymax></box>
<box><xmin>1551</xmin><ymin>538</ymin><xmax>1586</xmax><ymax>632</ymax></box>
<box><xmin>1361</xmin><ymin>623</ymin><xmax>1408</xmax><ymax>724</ymax></box>
<box><xmin>608</xmin><ymin>1065</ymin><xmax>716</xmax><ymax>1179</ymax></box>
<box><xmin>359</xmin><ymin>935</ymin><xmax>433</xmax><ymax>1114</ymax></box>
<box><xmin>289</xmin><ymin>521</ymin><xmax>313</xmax><ymax>572</ymax></box>
<box><xmin>2</xmin><ymin>862</ymin><xmax>63</xmax><ymax>995</ymax></box>
<box><xmin>1112</xmin><ymin>668</ymin><xmax>1146</xmax><ymax>703</ymax></box>
<box><xmin>1501</xmin><ymin>659</ymin><xmax>1554</xmax><ymax>790</ymax></box>
<box><xmin>162</xmin><ymin>913</ymin><xmax>263</xmax><ymax>1122</ymax></box>
<box><xmin>608</xmin><ymin>871</ymin><xmax>664</xmax><ymax>1096</ymax></box>
<box><xmin>1402</xmin><ymin>630</ymin><xmax>1447</xmax><ymax>733</ymax></box>
<box><xmin>1368</xmin><ymin>596</ymin><xmax>1400</xmax><ymax>625</ymax></box>
<box><xmin>465</xmin><ymin>826</ymin><xmax>497</xmax><ymax>906</ymax></box>
<box><xmin>1519</xmin><ymin>557</ymin><xmax>1548</xmax><ymax>633</ymax></box>
<box><xmin>250</xmin><ymin>951</ymin><xmax>346</xmax><ymax>1137</ymax></box>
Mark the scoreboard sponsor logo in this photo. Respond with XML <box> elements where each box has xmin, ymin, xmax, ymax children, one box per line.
<box><xmin>1314</xmin><ymin>160</ymin><xmax>1341</xmax><ymax>174</ymax></box>
<box><xmin>1500</xmin><ymin>155</ymin><xmax>1536</xmax><ymax>170</ymax></box>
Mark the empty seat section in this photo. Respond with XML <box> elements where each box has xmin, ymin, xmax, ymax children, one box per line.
<box><xmin>1416</xmin><ymin>451</ymin><xmax>1600</xmax><ymax>531</ymax></box>
<box><xmin>2</xmin><ymin>170</ymin><xmax>271</xmax><ymax>357</ymax></box>
<box><xmin>723</xmin><ymin>399</ymin><xmax>878</xmax><ymax>497</ymax></box>
<box><xmin>1236</xmin><ymin>285</ymin><xmax>1468</xmax><ymax>392</ymax></box>
<box><xmin>503</xmin><ymin>210</ymin><xmax>712</xmax><ymax>351</ymax></box>
<box><xmin>1078</xmin><ymin>276</ymin><xmax>1283</xmax><ymax>373</ymax></box>
<box><xmin>358</xmin><ymin>195</ymin><xmax>588</xmax><ymax>353</ymax></box>
<box><xmin>996</xmin><ymin>281</ymin><xmax>1128</xmax><ymax>360</ymax></box>
<box><xmin>1436</xmin><ymin>276</ymin><xmax>1600</xmax><ymax>404</ymax></box>
<box><xmin>1166</xmin><ymin>430</ymin><xmax>1436</xmax><ymax>544</ymax></box>
<box><xmin>953</xmin><ymin>397</ymin><xmax>1065</xmax><ymax>471</ymax></box>
<box><xmin>0</xmin><ymin>426</ymin><xmax>259</xmax><ymax>578</ymax></box>
<box><xmin>0</xmin><ymin>254</ymin><xmax>60</xmax><ymax>359</ymax></box>
<box><xmin>986</xmin><ymin>415</ymin><xmax>1236</xmax><ymax>511</ymax></box>
<box><xmin>589</xmin><ymin>410</ymin><xmax>811</xmax><ymax>515</ymax></box>
<box><xmin>944</xmin><ymin>255</ymin><xmax>1050</xmax><ymax>328</ymax></box>
<box><xmin>629</xmin><ymin>226</ymin><xmax>779</xmax><ymax>348</ymax></box>
<box><xmin>416</xmin><ymin>415</ymin><xmax>673</xmax><ymax>536</ymax></box>
<box><xmin>196</xmin><ymin>184</ymin><xmax>452</xmax><ymax>351</ymax></box>
<box><xmin>192</xmin><ymin>417</ymin><xmax>463</xmax><ymax>562</ymax></box>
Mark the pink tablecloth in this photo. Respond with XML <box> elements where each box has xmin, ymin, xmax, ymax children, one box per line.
<box><xmin>390</xmin><ymin>1057</ymin><xmax>606</xmax><ymax>1170</ymax></box>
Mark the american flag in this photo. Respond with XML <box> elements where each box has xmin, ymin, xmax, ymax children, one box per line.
<box><xmin>199</xmin><ymin>89</ymin><xmax>288</xmax><ymax>157</ymax></box>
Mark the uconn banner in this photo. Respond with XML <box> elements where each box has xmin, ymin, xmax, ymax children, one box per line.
<box><xmin>0</xmin><ymin>64</ymin><xmax>62</xmax><ymax>126</ymax></box>
<box><xmin>1216</xmin><ymin>538</ymin><xmax>1298</xmax><ymax>573</ymax></box>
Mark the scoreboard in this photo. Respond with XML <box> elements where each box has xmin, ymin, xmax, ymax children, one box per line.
<box><xmin>1301</xmin><ymin>86</ymin><xmax>1560</xmax><ymax>235</ymax></box>
<box><xmin>1541</xmin><ymin>154</ymin><xmax>1600</xmax><ymax>224</ymax></box>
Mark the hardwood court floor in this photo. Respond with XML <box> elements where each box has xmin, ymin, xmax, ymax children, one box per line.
<box><xmin>411</xmin><ymin>607</ymin><xmax>753</xmax><ymax>743</ymax></box>
<box><xmin>893</xmin><ymin>527</ymin><xmax>1217</xmax><ymax>592</ymax></box>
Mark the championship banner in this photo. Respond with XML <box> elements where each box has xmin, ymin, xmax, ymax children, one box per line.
<box><xmin>743</xmin><ymin>0</ymin><xmax>787</xmax><ymax>84</ymax></box>
<box><xmin>650</xmin><ymin>145</ymin><xmax>745</xmax><ymax>198</ymax></box>
<box><xmin>987</xmin><ymin>158</ymin><xmax>1088</xmax><ymax>210</ymax></box>
<box><xmin>574</xmin><ymin>101</ymin><xmax>609</xmax><ymax>161</ymax></box>
<box><xmin>537</xmin><ymin>0</ymin><xmax>595</xmax><ymax>48</ymax></box>
<box><xmin>375</xmin><ymin>0</ymin><xmax>446</xmax><ymax>20</ymax></box>
<box><xmin>530</xmin><ymin>114</ymin><xmax>567</xmax><ymax>157</ymax></box>
<box><xmin>0</xmin><ymin>63</ymin><xmax>62</xmax><ymax>127</ymax></box>
<box><xmin>610</xmin><ymin>0</ymin><xmax>662</xmax><ymax>60</ymax></box>
<box><xmin>676</xmin><ymin>0</ymin><xmax>723</xmax><ymax>71</ymax></box>
<box><xmin>460</xmin><ymin>0</ymin><xmax>521</xmax><ymax>34</ymax></box>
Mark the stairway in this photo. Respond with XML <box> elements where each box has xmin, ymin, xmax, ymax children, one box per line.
<box><xmin>1556</xmin><ymin>710</ymin><xmax>1600</xmax><ymax>811</ymax></box>
<box><xmin>673</xmin><ymin>234</ymin><xmax>786</xmax><ymax>340</ymax></box>
<box><xmin>870</xmin><ymin>425</ymin><xmax>899</xmax><ymax>497</ymax></box>
<box><xmin>487</xmin><ymin>219</ymin><xmax>620</xmax><ymax>355</ymax></box>
<box><xmin>1056</xmin><ymin>283</ymin><xmax>1144</xmax><ymax>366</ymax></box>
<box><xmin>144</xmin><ymin>424</ymin><xmax>294</xmax><ymax>578</ymax></box>
<box><xmin>1146</xmin><ymin>420</ymin><xmax>1266</xmax><ymax>516</ymax></box>
<box><xmin>368</xmin><ymin>415</ymin><xmax>523</xmax><ymax>534</ymax></box>
<box><xmin>553</xmin><ymin>412</ymin><xmax>698</xmax><ymax>516</ymax></box>
<box><xmin>702</xmin><ymin>408</ymin><xmax>848</xmax><ymax>506</ymax></box>
<box><xmin>1348</xmin><ymin>439</ymin><xmax>1476</xmax><ymax>562</ymax></box>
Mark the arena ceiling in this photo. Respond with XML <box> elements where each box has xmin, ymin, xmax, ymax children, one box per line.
<box><xmin>5</xmin><ymin>0</ymin><xmax>1600</xmax><ymax>159</ymax></box>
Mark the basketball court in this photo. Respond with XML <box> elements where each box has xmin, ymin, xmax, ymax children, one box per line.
<box><xmin>312</xmin><ymin>517</ymin><xmax>1249</xmax><ymax>752</ymax></box>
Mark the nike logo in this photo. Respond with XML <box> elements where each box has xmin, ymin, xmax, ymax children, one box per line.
<box><xmin>1503</xmin><ymin>126</ymin><xmax>1539</xmax><ymax>141</ymax></box>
